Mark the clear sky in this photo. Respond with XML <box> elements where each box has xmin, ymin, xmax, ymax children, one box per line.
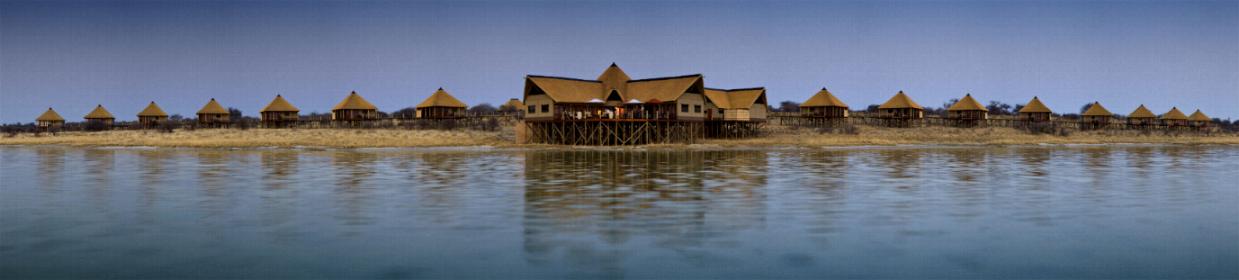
<box><xmin>2</xmin><ymin>0</ymin><xmax>1237</xmax><ymax>122</ymax></box>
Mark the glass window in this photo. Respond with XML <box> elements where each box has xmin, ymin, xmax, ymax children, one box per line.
<box><xmin>541</xmin><ymin>104</ymin><xmax>549</xmax><ymax>113</ymax></box>
<box><xmin>681</xmin><ymin>104</ymin><xmax>689</xmax><ymax>112</ymax></box>
<box><xmin>694</xmin><ymin>105</ymin><xmax>701</xmax><ymax>113</ymax></box>
<box><xmin>527</xmin><ymin>105</ymin><xmax>535</xmax><ymax>113</ymax></box>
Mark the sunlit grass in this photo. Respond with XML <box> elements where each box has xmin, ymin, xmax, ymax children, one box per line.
<box><xmin>0</xmin><ymin>129</ymin><xmax>508</xmax><ymax>148</ymax></box>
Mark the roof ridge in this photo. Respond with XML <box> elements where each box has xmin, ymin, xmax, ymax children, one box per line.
<box><xmin>627</xmin><ymin>74</ymin><xmax>702</xmax><ymax>82</ymax></box>
<box><xmin>527</xmin><ymin>75</ymin><xmax>602</xmax><ymax>83</ymax></box>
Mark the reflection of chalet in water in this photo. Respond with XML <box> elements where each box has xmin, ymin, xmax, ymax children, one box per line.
<box><xmin>523</xmin><ymin>64</ymin><xmax>764</xmax><ymax>144</ymax></box>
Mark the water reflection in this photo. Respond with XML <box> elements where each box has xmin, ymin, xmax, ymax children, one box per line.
<box><xmin>522</xmin><ymin>150</ymin><xmax>768</xmax><ymax>277</ymax></box>
<box><xmin>1</xmin><ymin>146</ymin><xmax>1236</xmax><ymax>279</ymax></box>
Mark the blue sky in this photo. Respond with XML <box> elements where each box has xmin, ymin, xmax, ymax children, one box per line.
<box><xmin>2</xmin><ymin>0</ymin><xmax>1236</xmax><ymax>122</ymax></box>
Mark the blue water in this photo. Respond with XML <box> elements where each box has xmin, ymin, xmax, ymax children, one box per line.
<box><xmin>1</xmin><ymin>145</ymin><xmax>1237</xmax><ymax>279</ymax></box>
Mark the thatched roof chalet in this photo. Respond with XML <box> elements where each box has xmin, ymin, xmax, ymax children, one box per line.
<box><xmin>85</xmin><ymin>104</ymin><xmax>115</xmax><ymax>119</ymax></box>
<box><xmin>1018</xmin><ymin>96</ymin><xmax>1052</xmax><ymax>113</ymax></box>
<box><xmin>947</xmin><ymin>94</ymin><xmax>987</xmax><ymax>111</ymax></box>
<box><xmin>524</xmin><ymin>63</ymin><xmax>706</xmax><ymax>104</ymax></box>
<box><xmin>1082</xmin><ymin>102</ymin><xmax>1113</xmax><ymax>116</ymax></box>
<box><xmin>138</xmin><ymin>102</ymin><xmax>168</xmax><ymax>117</ymax></box>
<box><xmin>37</xmin><ymin>108</ymin><xmax>65</xmax><ymax>122</ymax></box>
<box><xmin>261</xmin><ymin>95</ymin><xmax>300</xmax><ymax>113</ymax></box>
<box><xmin>801</xmin><ymin>87</ymin><xmax>848</xmax><ymax>108</ymax></box>
<box><xmin>197</xmin><ymin>98</ymin><xmax>229</xmax><ymax>115</ymax></box>
<box><xmin>333</xmin><ymin>91</ymin><xmax>378</xmax><ymax>111</ymax></box>
<box><xmin>417</xmin><ymin>88</ymin><xmax>468</xmax><ymax>108</ymax></box>
<box><xmin>879</xmin><ymin>91</ymin><xmax>923</xmax><ymax>110</ymax></box>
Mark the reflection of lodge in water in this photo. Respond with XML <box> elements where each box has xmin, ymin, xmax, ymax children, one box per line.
<box><xmin>523</xmin><ymin>64</ymin><xmax>768</xmax><ymax>145</ymax></box>
<box><xmin>520</xmin><ymin>150</ymin><xmax>768</xmax><ymax>274</ymax></box>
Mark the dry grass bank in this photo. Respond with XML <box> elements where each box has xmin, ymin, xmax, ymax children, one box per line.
<box><xmin>0</xmin><ymin>129</ymin><xmax>508</xmax><ymax>148</ymax></box>
<box><xmin>704</xmin><ymin>125</ymin><xmax>1239</xmax><ymax>146</ymax></box>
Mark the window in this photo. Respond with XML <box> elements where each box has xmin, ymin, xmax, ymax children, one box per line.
<box><xmin>718</xmin><ymin>109</ymin><xmax>724</xmax><ymax>115</ymax></box>
<box><xmin>681</xmin><ymin>104</ymin><xmax>689</xmax><ymax>112</ymax></box>
<box><xmin>528</xmin><ymin>105</ymin><xmax>536</xmax><ymax>113</ymax></box>
<box><xmin>541</xmin><ymin>104</ymin><xmax>549</xmax><ymax>113</ymax></box>
<box><xmin>694</xmin><ymin>105</ymin><xmax>701</xmax><ymax>113</ymax></box>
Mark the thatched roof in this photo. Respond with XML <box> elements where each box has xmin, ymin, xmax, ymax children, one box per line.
<box><xmin>333</xmin><ymin>91</ymin><xmax>378</xmax><ymax>111</ymax></box>
<box><xmin>1018</xmin><ymin>96</ymin><xmax>1052</xmax><ymax>113</ymax></box>
<box><xmin>1129</xmin><ymin>105</ymin><xmax>1156</xmax><ymax>119</ymax></box>
<box><xmin>502</xmin><ymin>98</ymin><xmax>524</xmax><ymax>109</ymax></box>
<box><xmin>197</xmin><ymin>98</ymin><xmax>229</xmax><ymax>115</ymax></box>
<box><xmin>801</xmin><ymin>87</ymin><xmax>848</xmax><ymax>108</ymax></box>
<box><xmin>417</xmin><ymin>88</ymin><xmax>467</xmax><ymax>108</ymax></box>
<box><xmin>524</xmin><ymin>64</ymin><xmax>705</xmax><ymax>104</ymax></box>
<box><xmin>261</xmin><ymin>95</ymin><xmax>299</xmax><ymax>113</ymax></box>
<box><xmin>37</xmin><ymin>108</ymin><xmax>64</xmax><ymax>122</ymax></box>
<box><xmin>1082</xmin><ymin>102</ymin><xmax>1113</xmax><ymax>116</ymax></box>
<box><xmin>1160</xmin><ymin>107</ymin><xmax>1187</xmax><ymax>120</ymax></box>
<box><xmin>879</xmin><ymin>91</ymin><xmax>923</xmax><ymax>110</ymax></box>
<box><xmin>703</xmin><ymin>87</ymin><xmax>767</xmax><ymax>109</ymax></box>
<box><xmin>947</xmin><ymin>93</ymin><xmax>987</xmax><ymax>111</ymax></box>
<box><xmin>1188</xmin><ymin>110</ymin><xmax>1210</xmax><ymax>121</ymax></box>
<box><xmin>138</xmin><ymin>102</ymin><xmax>168</xmax><ymax>117</ymax></box>
<box><xmin>84</xmin><ymin>104</ymin><xmax>114</xmax><ymax>119</ymax></box>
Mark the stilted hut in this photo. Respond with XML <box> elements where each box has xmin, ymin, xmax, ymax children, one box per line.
<box><xmin>797</xmin><ymin>87</ymin><xmax>849</xmax><ymax>126</ymax></box>
<box><xmin>1080</xmin><ymin>102</ymin><xmax>1114</xmax><ymax>130</ymax></box>
<box><xmin>876</xmin><ymin>91</ymin><xmax>924</xmax><ymax>127</ymax></box>
<box><xmin>522</xmin><ymin>63</ymin><xmax>727</xmax><ymax>145</ymax></box>
<box><xmin>331</xmin><ymin>91</ymin><xmax>379</xmax><ymax>125</ymax></box>
<box><xmin>946</xmin><ymin>93</ymin><xmax>988</xmax><ymax>127</ymax></box>
<box><xmin>137</xmin><ymin>101</ymin><xmax>169</xmax><ymax>128</ymax></box>
<box><xmin>1017</xmin><ymin>96</ymin><xmax>1053</xmax><ymax>123</ymax></box>
<box><xmin>702</xmin><ymin>87</ymin><xmax>767</xmax><ymax>138</ymax></box>
<box><xmin>1159</xmin><ymin>107</ymin><xmax>1188</xmax><ymax>127</ymax></box>
<box><xmin>84</xmin><ymin>104</ymin><xmax>115</xmax><ymax>127</ymax></box>
<box><xmin>260</xmin><ymin>95</ymin><xmax>300</xmax><ymax>128</ymax></box>
<box><xmin>1188</xmin><ymin>109</ymin><xmax>1212</xmax><ymax>128</ymax></box>
<box><xmin>416</xmin><ymin>88</ymin><xmax>468</xmax><ymax>119</ymax></box>
<box><xmin>1127</xmin><ymin>105</ymin><xmax>1156</xmax><ymax>127</ymax></box>
<box><xmin>500</xmin><ymin>98</ymin><xmax>525</xmax><ymax>116</ymax></box>
<box><xmin>36</xmin><ymin>108</ymin><xmax>65</xmax><ymax>131</ymax></box>
<box><xmin>196</xmin><ymin>98</ymin><xmax>230</xmax><ymax>128</ymax></box>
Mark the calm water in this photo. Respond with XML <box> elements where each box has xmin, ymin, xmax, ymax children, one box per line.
<box><xmin>1</xmin><ymin>145</ymin><xmax>1237</xmax><ymax>279</ymax></box>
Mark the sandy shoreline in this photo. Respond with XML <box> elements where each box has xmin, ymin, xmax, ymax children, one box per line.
<box><xmin>2</xmin><ymin>127</ymin><xmax>1237</xmax><ymax>149</ymax></box>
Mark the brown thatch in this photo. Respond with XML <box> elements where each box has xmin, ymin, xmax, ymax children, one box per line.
<box><xmin>84</xmin><ymin>104</ymin><xmax>115</xmax><ymax>119</ymax></box>
<box><xmin>197</xmin><ymin>98</ymin><xmax>229</xmax><ymax>115</ymax></box>
<box><xmin>879</xmin><ymin>91</ymin><xmax>923</xmax><ymax>109</ymax></box>
<box><xmin>703</xmin><ymin>87</ymin><xmax>766</xmax><ymax>109</ymax></box>
<box><xmin>524</xmin><ymin>64</ymin><xmax>705</xmax><ymax>104</ymax></box>
<box><xmin>138</xmin><ymin>102</ymin><xmax>168</xmax><ymax>117</ymax></box>
<box><xmin>37</xmin><ymin>108</ymin><xmax>65</xmax><ymax>122</ymax></box>
<box><xmin>332</xmin><ymin>91</ymin><xmax>378</xmax><ymax>110</ymax></box>
<box><xmin>1128</xmin><ymin>105</ymin><xmax>1156</xmax><ymax>119</ymax></box>
<box><xmin>1188</xmin><ymin>110</ymin><xmax>1210</xmax><ymax>122</ymax></box>
<box><xmin>1160</xmin><ymin>107</ymin><xmax>1188</xmax><ymax>120</ymax></box>
<box><xmin>261</xmin><ymin>95</ymin><xmax>300</xmax><ymax>113</ymax></box>
<box><xmin>947</xmin><ymin>94</ymin><xmax>987</xmax><ymax>111</ymax></box>
<box><xmin>1018</xmin><ymin>96</ymin><xmax>1052</xmax><ymax>113</ymax></box>
<box><xmin>417</xmin><ymin>88</ymin><xmax>467</xmax><ymax>108</ymax></box>
<box><xmin>1081</xmin><ymin>102</ymin><xmax>1113</xmax><ymax>116</ymax></box>
<box><xmin>502</xmin><ymin>98</ymin><xmax>524</xmax><ymax>109</ymax></box>
<box><xmin>801</xmin><ymin>87</ymin><xmax>848</xmax><ymax>108</ymax></box>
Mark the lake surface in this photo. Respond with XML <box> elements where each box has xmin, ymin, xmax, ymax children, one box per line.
<box><xmin>2</xmin><ymin>145</ymin><xmax>1237</xmax><ymax>279</ymax></box>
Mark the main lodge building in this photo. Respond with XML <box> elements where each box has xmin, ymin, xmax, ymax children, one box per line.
<box><xmin>522</xmin><ymin>64</ymin><xmax>767</xmax><ymax>144</ymax></box>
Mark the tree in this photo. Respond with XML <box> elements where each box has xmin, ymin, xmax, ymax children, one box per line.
<box><xmin>228</xmin><ymin>107</ymin><xmax>244</xmax><ymax>122</ymax></box>
<box><xmin>986</xmin><ymin>101</ymin><xmax>1013</xmax><ymax>115</ymax></box>
<box><xmin>1013</xmin><ymin>104</ymin><xmax>1025</xmax><ymax>114</ymax></box>
<box><xmin>468</xmin><ymin>103</ymin><xmax>497</xmax><ymax>114</ymax></box>
<box><xmin>392</xmin><ymin>107</ymin><xmax>416</xmax><ymax>119</ymax></box>
<box><xmin>866</xmin><ymin>104</ymin><xmax>880</xmax><ymax>113</ymax></box>
<box><xmin>1080</xmin><ymin>103</ymin><xmax>1093</xmax><ymax>114</ymax></box>
<box><xmin>777</xmin><ymin>101</ymin><xmax>800</xmax><ymax>112</ymax></box>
